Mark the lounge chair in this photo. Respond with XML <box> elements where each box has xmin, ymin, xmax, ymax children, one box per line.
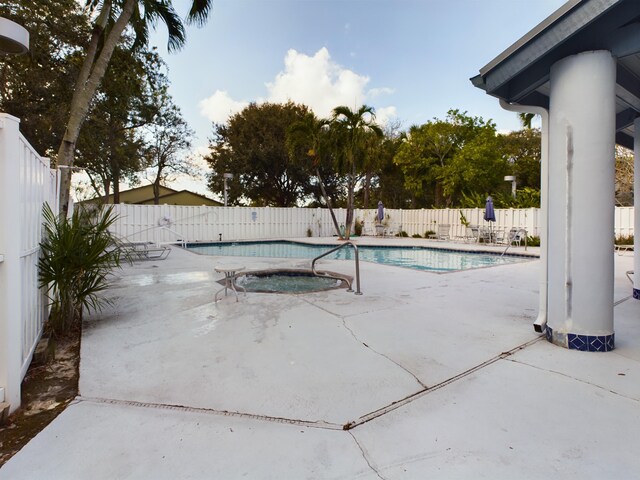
<box><xmin>615</xmin><ymin>244</ymin><xmax>633</xmax><ymax>255</ymax></box>
<box><xmin>115</xmin><ymin>237</ymin><xmax>171</xmax><ymax>261</ymax></box>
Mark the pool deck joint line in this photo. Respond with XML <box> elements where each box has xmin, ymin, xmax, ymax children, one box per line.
<box><xmin>343</xmin><ymin>336</ymin><xmax>544</xmax><ymax>430</ymax></box>
<box><xmin>77</xmin><ymin>336</ymin><xmax>545</xmax><ymax>433</ymax></box>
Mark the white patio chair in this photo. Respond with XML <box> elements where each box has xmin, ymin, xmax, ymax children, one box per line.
<box><xmin>437</xmin><ymin>224</ymin><xmax>451</xmax><ymax>241</ymax></box>
<box><xmin>479</xmin><ymin>227</ymin><xmax>492</xmax><ymax>243</ymax></box>
<box><xmin>506</xmin><ymin>228</ymin><xmax>527</xmax><ymax>247</ymax></box>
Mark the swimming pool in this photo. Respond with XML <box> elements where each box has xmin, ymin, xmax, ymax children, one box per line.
<box><xmin>187</xmin><ymin>241</ymin><xmax>529</xmax><ymax>272</ymax></box>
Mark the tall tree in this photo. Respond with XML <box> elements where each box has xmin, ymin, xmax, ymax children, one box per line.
<box><xmin>330</xmin><ymin>105</ymin><xmax>383</xmax><ymax>239</ymax></box>
<box><xmin>359</xmin><ymin>129</ymin><xmax>385</xmax><ymax>209</ymax></box>
<box><xmin>75</xmin><ymin>45</ymin><xmax>163</xmax><ymax>202</ymax></box>
<box><xmin>373</xmin><ymin>121</ymin><xmax>410</xmax><ymax>208</ymax></box>
<box><xmin>438</xmin><ymin>115</ymin><xmax>504</xmax><ymax>203</ymax></box>
<box><xmin>56</xmin><ymin>0</ymin><xmax>213</xmax><ymax>216</ymax></box>
<box><xmin>499</xmin><ymin>128</ymin><xmax>542</xmax><ymax>191</ymax></box>
<box><xmin>0</xmin><ymin>0</ymin><xmax>90</xmax><ymax>156</ymax></box>
<box><xmin>287</xmin><ymin>112</ymin><xmax>343</xmax><ymax>237</ymax></box>
<box><xmin>394</xmin><ymin>109</ymin><xmax>504</xmax><ymax>207</ymax></box>
<box><xmin>393</xmin><ymin>121</ymin><xmax>457</xmax><ymax>207</ymax></box>
<box><xmin>142</xmin><ymin>96</ymin><xmax>194</xmax><ymax>204</ymax></box>
<box><xmin>205</xmin><ymin>102</ymin><xmax>312</xmax><ymax>206</ymax></box>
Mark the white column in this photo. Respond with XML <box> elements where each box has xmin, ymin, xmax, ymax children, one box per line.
<box><xmin>0</xmin><ymin>114</ymin><xmax>24</xmax><ymax>410</ymax></box>
<box><xmin>634</xmin><ymin>117</ymin><xmax>640</xmax><ymax>300</ymax></box>
<box><xmin>547</xmin><ymin>51</ymin><xmax>616</xmax><ymax>351</ymax></box>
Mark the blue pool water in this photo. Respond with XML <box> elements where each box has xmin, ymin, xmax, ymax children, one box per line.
<box><xmin>187</xmin><ymin>241</ymin><xmax>528</xmax><ymax>272</ymax></box>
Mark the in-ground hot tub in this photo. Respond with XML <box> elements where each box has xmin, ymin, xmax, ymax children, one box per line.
<box><xmin>231</xmin><ymin>269</ymin><xmax>351</xmax><ymax>294</ymax></box>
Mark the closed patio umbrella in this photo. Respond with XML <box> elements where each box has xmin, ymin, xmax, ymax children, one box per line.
<box><xmin>484</xmin><ymin>196</ymin><xmax>496</xmax><ymax>222</ymax></box>
<box><xmin>484</xmin><ymin>195</ymin><xmax>496</xmax><ymax>242</ymax></box>
<box><xmin>377</xmin><ymin>201</ymin><xmax>384</xmax><ymax>224</ymax></box>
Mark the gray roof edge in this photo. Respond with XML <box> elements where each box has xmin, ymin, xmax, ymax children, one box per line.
<box><xmin>479</xmin><ymin>0</ymin><xmax>583</xmax><ymax>76</ymax></box>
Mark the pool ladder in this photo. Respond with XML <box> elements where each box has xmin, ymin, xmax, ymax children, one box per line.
<box><xmin>311</xmin><ymin>241</ymin><xmax>362</xmax><ymax>295</ymax></box>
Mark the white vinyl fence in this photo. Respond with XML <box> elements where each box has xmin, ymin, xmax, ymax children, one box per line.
<box><xmin>0</xmin><ymin>114</ymin><xmax>58</xmax><ymax>413</ymax></box>
<box><xmin>110</xmin><ymin>204</ymin><xmax>634</xmax><ymax>244</ymax></box>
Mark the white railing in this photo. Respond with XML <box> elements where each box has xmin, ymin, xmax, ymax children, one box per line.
<box><xmin>0</xmin><ymin>113</ymin><xmax>58</xmax><ymax>413</ymax></box>
<box><xmin>109</xmin><ymin>204</ymin><xmax>634</xmax><ymax>244</ymax></box>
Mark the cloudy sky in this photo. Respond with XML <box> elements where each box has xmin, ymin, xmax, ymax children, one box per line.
<box><xmin>143</xmin><ymin>0</ymin><xmax>565</xmax><ymax>196</ymax></box>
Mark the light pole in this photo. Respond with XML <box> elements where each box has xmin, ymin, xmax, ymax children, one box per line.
<box><xmin>504</xmin><ymin>175</ymin><xmax>517</xmax><ymax>199</ymax></box>
<box><xmin>223</xmin><ymin>173</ymin><xmax>233</xmax><ymax>206</ymax></box>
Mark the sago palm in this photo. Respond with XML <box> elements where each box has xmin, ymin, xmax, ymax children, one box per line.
<box><xmin>39</xmin><ymin>204</ymin><xmax>123</xmax><ymax>335</ymax></box>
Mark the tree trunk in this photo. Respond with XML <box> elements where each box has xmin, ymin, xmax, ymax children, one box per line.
<box><xmin>315</xmin><ymin>168</ymin><xmax>342</xmax><ymax>239</ymax></box>
<box><xmin>363</xmin><ymin>171</ymin><xmax>371</xmax><ymax>208</ymax></box>
<box><xmin>153</xmin><ymin>178</ymin><xmax>161</xmax><ymax>205</ymax></box>
<box><xmin>103</xmin><ymin>181</ymin><xmax>110</xmax><ymax>204</ymax></box>
<box><xmin>343</xmin><ymin>167</ymin><xmax>356</xmax><ymax>240</ymax></box>
<box><xmin>57</xmin><ymin>0</ymin><xmax>137</xmax><ymax>216</ymax></box>
<box><xmin>434</xmin><ymin>182</ymin><xmax>444</xmax><ymax>208</ymax></box>
<box><xmin>113</xmin><ymin>177</ymin><xmax>120</xmax><ymax>204</ymax></box>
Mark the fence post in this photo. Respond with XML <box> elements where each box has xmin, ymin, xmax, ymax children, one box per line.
<box><xmin>0</xmin><ymin>114</ymin><xmax>24</xmax><ymax>413</ymax></box>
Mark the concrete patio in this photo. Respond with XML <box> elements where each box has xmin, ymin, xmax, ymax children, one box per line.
<box><xmin>1</xmin><ymin>238</ymin><xmax>639</xmax><ymax>479</ymax></box>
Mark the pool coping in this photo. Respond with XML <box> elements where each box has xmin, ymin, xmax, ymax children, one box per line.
<box><xmin>185</xmin><ymin>238</ymin><xmax>540</xmax><ymax>259</ymax></box>
<box><xmin>229</xmin><ymin>268</ymin><xmax>352</xmax><ymax>294</ymax></box>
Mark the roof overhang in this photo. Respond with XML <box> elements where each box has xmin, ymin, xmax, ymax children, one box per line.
<box><xmin>471</xmin><ymin>0</ymin><xmax>640</xmax><ymax>149</ymax></box>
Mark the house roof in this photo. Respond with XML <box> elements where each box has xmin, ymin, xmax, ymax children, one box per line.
<box><xmin>136</xmin><ymin>190</ymin><xmax>222</xmax><ymax>206</ymax></box>
<box><xmin>82</xmin><ymin>184</ymin><xmax>221</xmax><ymax>206</ymax></box>
<box><xmin>471</xmin><ymin>0</ymin><xmax>640</xmax><ymax>149</ymax></box>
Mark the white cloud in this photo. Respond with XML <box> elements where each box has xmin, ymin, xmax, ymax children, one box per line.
<box><xmin>368</xmin><ymin>87</ymin><xmax>395</xmax><ymax>97</ymax></box>
<box><xmin>199</xmin><ymin>47</ymin><xmax>397</xmax><ymax>126</ymax></box>
<box><xmin>374</xmin><ymin>106</ymin><xmax>398</xmax><ymax>126</ymax></box>
<box><xmin>265</xmin><ymin>47</ymin><xmax>369</xmax><ymax>118</ymax></box>
<box><xmin>198</xmin><ymin>91</ymin><xmax>249</xmax><ymax>124</ymax></box>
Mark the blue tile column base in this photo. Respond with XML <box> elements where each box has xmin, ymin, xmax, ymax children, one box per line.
<box><xmin>544</xmin><ymin>326</ymin><xmax>614</xmax><ymax>352</ymax></box>
<box><xmin>633</xmin><ymin>288</ymin><xmax>640</xmax><ymax>300</ymax></box>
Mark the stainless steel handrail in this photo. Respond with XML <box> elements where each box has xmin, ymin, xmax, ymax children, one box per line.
<box><xmin>501</xmin><ymin>228</ymin><xmax>528</xmax><ymax>256</ymax></box>
<box><xmin>311</xmin><ymin>241</ymin><xmax>362</xmax><ymax>295</ymax></box>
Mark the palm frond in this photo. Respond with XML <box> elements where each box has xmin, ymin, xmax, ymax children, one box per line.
<box><xmin>38</xmin><ymin>203</ymin><xmax>123</xmax><ymax>335</ymax></box>
<box><xmin>186</xmin><ymin>0</ymin><xmax>213</xmax><ymax>26</ymax></box>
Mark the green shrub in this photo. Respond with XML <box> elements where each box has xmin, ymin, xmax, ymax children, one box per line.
<box><xmin>396</xmin><ymin>231</ymin><xmax>409</xmax><ymax>237</ymax></box>
<box><xmin>425</xmin><ymin>230</ymin><xmax>436</xmax><ymax>238</ymax></box>
<box><xmin>354</xmin><ymin>219</ymin><xmax>363</xmax><ymax>236</ymax></box>
<box><xmin>39</xmin><ymin>204</ymin><xmax>123</xmax><ymax>336</ymax></box>
<box><xmin>527</xmin><ymin>236</ymin><xmax>541</xmax><ymax>247</ymax></box>
<box><xmin>615</xmin><ymin>234</ymin><xmax>634</xmax><ymax>245</ymax></box>
<box><xmin>411</xmin><ymin>233</ymin><xmax>422</xmax><ymax>238</ymax></box>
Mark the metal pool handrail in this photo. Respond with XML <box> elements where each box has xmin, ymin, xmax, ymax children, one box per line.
<box><xmin>311</xmin><ymin>241</ymin><xmax>362</xmax><ymax>295</ymax></box>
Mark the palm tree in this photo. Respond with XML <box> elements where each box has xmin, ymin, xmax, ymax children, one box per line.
<box><xmin>287</xmin><ymin>112</ymin><xmax>344</xmax><ymax>238</ymax></box>
<box><xmin>518</xmin><ymin>112</ymin><xmax>535</xmax><ymax>129</ymax></box>
<box><xmin>331</xmin><ymin>105</ymin><xmax>383</xmax><ymax>239</ymax></box>
<box><xmin>56</xmin><ymin>0</ymin><xmax>213</xmax><ymax>216</ymax></box>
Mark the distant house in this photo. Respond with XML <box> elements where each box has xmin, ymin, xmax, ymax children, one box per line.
<box><xmin>85</xmin><ymin>185</ymin><xmax>222</xmax><ymax>206</ymax></box>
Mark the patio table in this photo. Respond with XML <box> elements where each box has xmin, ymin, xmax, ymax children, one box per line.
<box><xmin>214</xmin><ymin>265</ymin><xmax>246</xmax><ymax>302</ymax></box>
